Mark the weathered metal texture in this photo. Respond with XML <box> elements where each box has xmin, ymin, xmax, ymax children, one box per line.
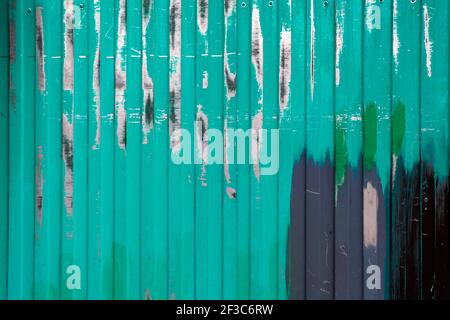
<box><xmin>0</xmin><ymin>0</ymin><xmax>449</xmax><ymax>300</ymax></box>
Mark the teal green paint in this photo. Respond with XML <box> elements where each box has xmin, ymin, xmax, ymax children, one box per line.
<box><xmin>0</xmin><ymin>0</ymin><xmax>8</xmax><ymax>300</ymax></box>
<box><xmin>393</xmin><ymin>0</ymin><xmax>421</xmax><ymax>174</ymax></box>
<box><xmin>35</xmin><ymin>0</ymin><xmax>63</xmax><ymax>299</ymax></box>
<box><xmin>392</xmin><ymin>100</ymin><xmax>405</xmax><ymax>157</ymax></box>
<box><xmin>236</xmin><ymin>0</ymin><xmax>251</xmax><ymax>300</ymax></box>
<box><xmin>421</xmin><ymin>0</ymin><xmax>449</xmax><ymax>180</ymax></box>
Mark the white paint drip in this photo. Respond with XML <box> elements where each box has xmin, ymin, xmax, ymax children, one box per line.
<box><xmin>279</xmin><ymin>27</ymin><xmax>291</xmax><ymax>115</ymax></box>
<box><xmin>251</xmin><ymin>109</ymin><xmax>263</xmax><ymax>181</ymax></box>
<box><xmin>142</xmin><ymin>0</ymin><xmax>154</xmax><ymax>144</ymax></box>
<box><xmin>93</xmin><ymin>0</ymin><xmax>101</xmax><ymax>149</ymax></box>
<box><xmin>62</xmin><ymin>114</ymin><xmax>74</xmax><ymax>216</ymax></box>
<box><xmin>423</xmin><ymin>5</ymin><xmax>433</xmax><ymax>78</ymax></box>
<box><xmin>202</xmin><ymin>70</ymin><xmax>208</xmax><ymax>89</ymax></box>
<box><xmin>364</xmin><ymin>182</ymin><xmax>378</xmax><ymax>248</ymax></box>
<box><xmin>224</xmin><ymin>0</ymin><xmax>236</xmax><ymax>101</ymax></box>
<box><xmin>63</xmin><ymin>0</ymin><xmax>74</xmax><ymax>92</ymax></box>
<box><xmin>196</xmin><ymin>105</ymin><xmax>209</xmax><ymax>187</ymax></box>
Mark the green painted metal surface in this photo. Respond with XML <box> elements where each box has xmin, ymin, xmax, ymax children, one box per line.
<box><xmin>0</xmin><ymin>0</ymin><xmax>449</xmax><ymax>300</ymax></box>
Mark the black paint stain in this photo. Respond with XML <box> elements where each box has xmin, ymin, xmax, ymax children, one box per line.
<box><xmin>144</xmin><ymin>93</ymin><xmax>154</xmax><ymax>126</ymax></box>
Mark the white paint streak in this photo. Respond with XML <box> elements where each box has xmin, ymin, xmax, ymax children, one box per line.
<box><xmin>393</xmin><ymin>0</ymin><xmax>400</xmax><ymax>74</ymax></box>
<box><xmin>93</xmin><ymin>0</ymin><xmax>101</xmax><ymax>149</ymax></box>
<box><xmin>62</xmin><ymin>114</ymin><xmax>74</xmax><ymax>216</ymax></box>
<box><xmin>423</xmin><ymin>5</ymin><xmax>433</xmax><ymax>78</ymax></box>
<box><xmin>63</xmin><ymin>0</ymin><xmax>74</xmax><ymax>92</ymax></box>
<box><xmin>335</xmin><ymin>7</ymin><xmax>344</xmax><ymax>87</ymax></box>
<box><xmin>251</xmin><ymin>4</ymin><xmax>263</xmax><ymax>104</ymax></box>
<box><xmin>196</xmin><ymin>105</ymin><xmax>209</xmax><ymax>187</ymax></box>
<box><xmin>202</xmin><ymin>71</ymin><xmax>208</xmax><ymax>89</ymax></box>
<box><xmin>310</xmin><ymin>0</ymin><xmax>315</xmax><ymax>99</ymax></box>
<box><xmin>224</xmin><ymin>0</ymin><xmax>236</xmax><ymax>101</ymax></box>
<box><xmin>197</xmin><ymin>0</ymin><xmax>208</xmax><ymax>35</ymax></box>
<box><xmin>364</xmin><ymin>182</ymin><xmax>378</xmax><ymax>248</ymax></box>
<box><xmin>279</xmin><ymin>27</ymin><xmax>291</xmax><ymax>115</ymax></box>
<box><xmin>170</xmin><ymin>0</ymin><xmax>182</xmax><ymax>152</ymax></box>
<box><xmin>115</xmin><ymin>0</ymin><xmax>127</xmax><ymax>149</ymax></box>
<box><xmin>142</xmin><ymin>0</ymin><xmax>154</xmax><ymax>144</ymax></box>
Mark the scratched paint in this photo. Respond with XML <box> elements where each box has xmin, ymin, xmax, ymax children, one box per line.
<box><xmin>0</xmin><ymin>0</ymin><xmax>449</xmax><ymax>301</ymax></box>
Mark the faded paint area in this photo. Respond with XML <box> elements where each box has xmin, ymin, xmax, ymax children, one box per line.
<box><xmin>93</xmin><ymin>0</ymin><xmax>101</xmax><ymax>149</ymax></box>
<box><xmin>393</xmin><ymin>0</ymin><xmax>400</xmax><ymax>73</ymax></box>
<box><xmin>115</xmin><ymin>0</ymin><xmax>127</xmax><ymax>149</ymax></box>
<box><xmin>36</xmin><ymin>146</ymin><xmax>44</xmax><ymax>228</ymax></box>
<box><xmin>279</xmin><ymin>28</ymin><xmax>291</xmax><ymax>115</ymax></box>
<box><xmin>335</xmin><ymin>7</ymin><xmax>344</xmax><ymax>87</ymax></box>
<box><xmin>169</xmin><ymin>0</ymin><xmax>182</xmax><ymax>152</ymax></box>
<box><xmin>251</xmin><ymin>109</ymin><xmax>263</xmax><ymax>181</ymax></box>
<box><xmin>142</xmin><ymin>0</ymin><xmax>154</xmax><ymax>144</ymax></box>
<box><xmin>251</xmin><ymin>4</ymin><xmax>263</xmax><ymax>104</ymax></box>
<box><xmin>197</xmin><ymin>0</ymin><xmax>208</xmax><ymax>36</ymax></box>
<box><xmin>423</xmin><ymin>5</ymin><xmax>433</xmax><ymax>78</ymax></box>
<box><xmin>202</xmin><ymin>71</ymin><xmax>208</xmax><ymax>89</ymax></box>
<box><xmin>63</xmin><ymin>0</ymin><xmax>74</xmax><ymax>92</ymax></box>
<box><xmin>36</xmin><ymin>7</ymin><xmax>46</xmax><ymax>92</ymax></box>
<box><xmin>196</xmin><ymin>105</ymin><xmax>209</xmax><ymax>187</ymax></box>
<box><xmin>363</xmin><ymin>182</ymin><xmax>378</xmax><ymax>248</ymax></box>
<box><xmin>62</xmin><ymin>114</ymin><xmax>74</xmax><ymax>216</ymax></box>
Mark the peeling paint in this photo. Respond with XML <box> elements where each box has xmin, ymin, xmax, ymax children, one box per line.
<box><xmin>62</xmin><ymin>114</ymin><xmax>74</xmax><ymax>216</ymax></box>
<box><xmin>142</xmin><ymin>0</ymin><xmax>154</xmax><ymax>144</ymax></box>
<box><xmin>251</xmin><ymin>109</ymin><xmax>263</xmax><ymax>181</ymax></box>
<box><xmin>423</xmin><ymin>5</ymin><xmax>433</xmax><ymax>78</ymax></box>
<box><xmin>115</xmin><ymin>0</ymin><xmax>127</xmax><ymax>149</ymax></box>
<box><xmin>335</xmin><ymin>7</ymin><xmax>344</xmax><ymax>87</ymax></box>
<box><xmin>196</xmin><ymin>105</ymin><xmax>209</xmax><ymax>187</ymax></box>
<box><xmin>36</xmin><ymin>7</ymin><xmax>46</xmax><ymax>92</ymax></box>
<box><xmin>197</xmin><ymin>0</ymin><xmax>208</xmax><ymax>36</ymax></box>
<box><xmin>93</xmin><ymin>0</ymin><xmax>101</xmax><ymax>149</ymax></box>
<box><xmin>251</xmin><ymin>4</ymin><xmax>263</xmax><ymax>104</ymax></box>
<box><xmin>169</xmin><ymin>0</ymin><xmax>182</xmax><ymax>152</ymax></box>
<box><xmin>364</xmin><ymin>182</ymin><xmax>378</xmax><ymax>248</ymax></box>
<box><xmin>63</xmin><ymin>0</ymin><xmax>74</xmax><ymax>92</ymax></box>
<box><xmin>202</xmin><ymin>71</ymin><xmax>208</xmax><ymax>89</ymax></box>
<box><xmin>279</xmin><ymin>27</ymin><xmax>291</xmax><ymax>115</ymax></box>
<box><xmin>226</xmin><ymin>187</ymin><xmax>237</xmax><ymax>200</ymax></box>
<box><xmin>224</xmin><ymin>0</ymin><xmax>236</xmax><ymax>101</ymax></box>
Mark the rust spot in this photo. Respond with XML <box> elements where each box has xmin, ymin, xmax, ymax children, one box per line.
<box><xmin>36</xmin><ymin>7</ymin><xmax>46</xmax><ymax>92</ymax></box>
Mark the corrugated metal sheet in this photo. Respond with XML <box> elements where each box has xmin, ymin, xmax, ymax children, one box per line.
<box><xmin>0</xmin><ymin>0</ymin><xmax>449</xmax><ymax>300</ymax></box>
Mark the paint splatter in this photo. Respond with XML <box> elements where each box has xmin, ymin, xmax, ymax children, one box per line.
<box><xmin>393</xmin><ymin>0</ymin><xmax>400</xmax><ymax>74</ymax></box>
<box><xmin>423</xmin><ymin>5</ymin><xmax>433</xmax><ymax>78</ymax></box>
<box><xmin>115</xmin><ymin>0</ymin><xmax>127</xmax><ymax>149</ymax></box>
<box><xmin>251</xmin><ymin>4</ymin><xmax>263</xmax><ymax>104</ymax></box>
<box><xmin>169</xmin><ymin>0</ymin><xmax>182</xmax><ymax>152</ymax></box>
<box><xmin>197</xmin><ymin>0</ymin><xmax>208</xmax><ymax>35</ymax></box>
<box><xmin>335</xmin><ymin>7</ymin><xmax>344</xmax><ymax>86</ymax></box>
<box><xmin>251</xmin><ymin>109</ymin><xmax>263</xmax><ymax>181</ymax></box>
<box><xmin>36</xmin><ymin>7</ymin><xmax>46</xmax><ymax>92</ymax></box>
<box><xmin>63</xmin><ymin>0</ymin><xmax>74</xmax><ymax>92</ymax></box>
<box><xmin>142</xmin><ymin>0</ymin><xmax>154</xmax><ymax>144</ymax></box>
<box><xmin>196</xmin><ymin>105</ymin><xmax>209</xmax><ymax>187</ymax></box>
<box><xmin>364</xmin><ymin>182</ymin><xmax>378</xmax><ymax>248</ymax></box>
<box><xmin>309</xmin><ymin>0</ymin><xmax>315</xmax><ymax>99</ymax></box>
<box><xmin>279</xmin><ymin>27</ymin><xmax>291</xmax><ymax>115</ymax></box>
<box><xmin>224</xmin><ymin>0</ymin><xmax>236</xmax><ymax>101</ymax></box>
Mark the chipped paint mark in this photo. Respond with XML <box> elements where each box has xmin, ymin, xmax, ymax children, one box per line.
<box><xmin>142</xmin><ymin>0</ymin><xmax>154</xmax><ymax>144</ymax></box>
<box><xmin>226</xmin><ymin>187</ymin><xmax>237</xmax><ymax>200</ymax></box>
<box><xmin>224</xmin><ymin>119</ymin><xmax>231</xmax><ymax>184</ymax></box>
<box><xmin>116</xmin><ymin>0</ymin><xmax>127</xmax><ymax>149</ymax></box>
<box><xmin>279</xmin><ymin>27</ymin><xmax>291</xmax><ymax>115</ymax></box>
<box><xmin>196</xmin><ymin>105</ymin><xmax>209</xmax><ymax>187</ymax></box>
<box><xmin>170</xmin><ymin>0</ymin><xmax>182</xmax><ymax>152</ymax></box>
<box><xmin>202</xmin><ymin>71</ymin><xmax>208</xmax><ymax>89</ymax></box>
<box><xmin>197</xmin><ymin>0</ymin><xmax>208</xmax><ymax>35</ymax></box>
<box><xmin>251</xmin><ymin>109</ymin><xmax>263</xmax><ymax>181</ymax></box>
<box><xmin>36</xmin><ymin>7</ymin><xmax>46</xmax><ymax>92</ymax></box>
<box><xmin>63</xmin><ymin>0</ymin><xmax>75</xmax><ymax>92</ymax></box>
<box><xmin>62</xmin><ymin>114</ymin><xmax>74</xmax><ymax>216</ymax></box>
<box><xmin>145</xmin><ymin>288</ymin><xmax>152</xmax><ymax>300</ymax></box>
<box><xmin>93</xmin><ymin>0</ymin><xmax>101</xmax><ymax>149</ymax></box>
<box><xmin>392</xmin><ymin>0</ymin><xmax>400</xmax><ymax>74</ymax></box>
<box><xmin>335</xmin><ymin>6</ymin><xmax>344</xmax><ymax>86</ymax></box>
<box><xmin>251</xmin><ymin>4</ymin><xmax>263</xmax><ymax>104</ymax></box>
<box><xmin>224</xmin><ymin>0</ymin><xmax>236</xmax><ymax>101</ymax></box>
<box><xmin>364</xmin><ymin>182</ymin><xmax>378</xmax><ymax>248</ymax></box>
<box><xmin>309</xmin><ymin>0</ymin><xmax>315</xmax><ymax>99</ymax></box>
<box><xmin>36</xmin><ymin>146</ymin><xmax>44</xmax><ymax>227</ymax></box>
<box><xmin>423</xmin><ymin>5</ymin><xmax>433</xmax><ymax>78</ymax></box>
